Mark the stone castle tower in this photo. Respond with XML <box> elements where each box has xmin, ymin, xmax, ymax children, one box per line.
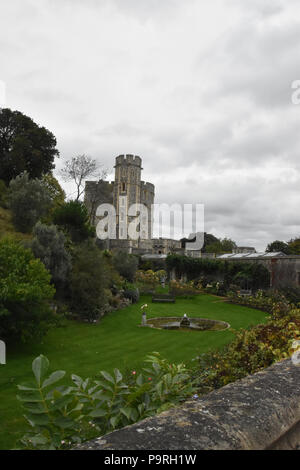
<box><xmin>85</xmin><ymin>154</ymin><xmax>155</xmax><ymax>245</ymax></box>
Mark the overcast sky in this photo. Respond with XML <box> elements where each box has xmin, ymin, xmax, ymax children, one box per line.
<box><xmin>1</xmin><ymin>0</ymin><xmax>300</xmax><ymax>250</ymax></box>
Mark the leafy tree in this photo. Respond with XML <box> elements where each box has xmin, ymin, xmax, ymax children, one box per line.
<box><xmin>53</xmin><ymin>200</ymin><xmax>95</xmax><ymax>242</ymax></box>
<box><xmin>60</xmin><ymin>154</ymin><xmax>106</xmax><ymax>201</ymax></box>
<box><xmin>0</xmin><ymin>108</ymin><xmax>58</xmax><ymax>185</ymax></box>
<box><xmin>31</xmin><ymin>222</ymin><xmax>71</xmax><ymax>288</ymax></box>
<box><xmin>221</xmin><ymin>238</ymin><xmax>237</xmax><ymax>253</ymax></box>
<box><xmin>112</xmin><ymin>250</ymin><xmax>138</xmax><ymax>282</ymax></box>
<box><xmin>287</xmin><ymin>237</ymin><xmax>300</xmax><ymax>255</ymax></box>
<box><xmin>202</xmin><ymin>232</ymin><xmax>220</xmax><ymax>252</ymax></box>
<box><xmin>205</xmin><ymin>241</ymin><xmax>223</xmax><ymax>253</ymax></box>
<box><xmin>0</xmin><ymin>238</ymin><xmax>55</xmax><ymax>343</ymax></box>
<box><xmin>70</xmin><ymin>241</ymin><xmax>108</xmax><ymax>320</ymax></box>
<box><xmin>8</xmin><ymin>172</ymin><xmax>52</xmax><ymax>232</ymax></box>
<box><xmin>41</xmin><ymin>173</ymin><xmax>65</xmax><ymax>208</ymax></box>
<box><xmin>266</xmin><ymin>240</ymin><xmax>290</xmax><ymax>254</ymax></box>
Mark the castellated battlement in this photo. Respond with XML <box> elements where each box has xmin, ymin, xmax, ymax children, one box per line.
<box><xmin>140</xmin><ymin>181</ymin><xmax>155</xmax><ymax>194</ymax></box>
<box><xmin>115</xmin><ymin>154</ymin><xmax>142</xmax><ymax>167</ymax></box>
<box><xmin>85</xmin><ymin>180</ymin><xmax>114</xmax><ymax>190</ymax></box>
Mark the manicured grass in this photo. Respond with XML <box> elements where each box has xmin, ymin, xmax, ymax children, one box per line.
<box><xmin>0</xmin><ymin>294</ymin><xmax>267</xmax><ymax>449</ymax></box>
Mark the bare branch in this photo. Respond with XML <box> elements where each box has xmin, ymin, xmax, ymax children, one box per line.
<box><xmin>60</xmin><ymin>154</ymin><xmax>107</xmax><ymax>201</ymax></box>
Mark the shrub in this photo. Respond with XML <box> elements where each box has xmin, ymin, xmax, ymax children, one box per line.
<box><xmin>30</xmin><ymin>222</ymin><xmax>72</xmax><ymax>288</ymax></box>
<box><xmin>166</xmin><ymin>255</ymin><xmax>270</xmax><ymax>291</ymax></box>
<box><xmin>135</xmin><ymin>269</ymin><xmax>160</xmax><ymax>293</ymax></box>
<box><xmin>195</xmin><ymin>309</ymin><xmax>300</xmax><ymax>392</ymax></box>
<box><xmin>112</xmin><ymin>250</ymin><xmax>138</xmax><ymax>283</ymax></box>
<box><xmin>8</xmin><ymin>172</ymin><xmax>52</xmax><ymax>233</ymax></box>
<box><xmin>227</xmin><ymin>289</ymin><xmax>292</xmax><ymax>317</ymax></box>
<box><xmin>53</xmin><ymin>200</ymin><xmax>95</xmax><ymax>243</ymax></box>
<box><xmin>17</xmin><ymin>353</ymin><xmax>195</xmax><ymax>450</ymax></box>
<box><xmin>123</xmin><ymin>288</ymin><xmax>140</xmax><ymax>304</ymax></box>
<box><xmin>279</xmin><ymin>287</ymin><xmax>300</xmax><ymax>306</ymax></box>
<box><xmin>70</xmin><ymin>241</ymin><xmax>108</xmax><ymax>320</ymax></box>
<box><xmin>0</xmin><ymin>238</ymin><xmax>55</xmax><ymax>343</ymax></box>
<box><xmin>169</xmin><ymin>280</ymin><xmax>201</xmax><ymax>297</ymax></box>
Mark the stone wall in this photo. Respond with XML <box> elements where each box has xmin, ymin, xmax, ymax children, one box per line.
<box><xmin>222</xmin><ymin>256</ymin><xmax>300</xmax><ymax>288</ymax></box>
<box><xmin>77</xmin><ymin>359</ymin><xmax>300</xmax><ymax>450</ymax></box>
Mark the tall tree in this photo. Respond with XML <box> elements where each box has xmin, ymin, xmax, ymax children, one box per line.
<box><xmin>287</xmin><ymin>237</ymin><xmax>300</xmax><ymax>255</ymax></box>
<box><xmin>60</xmin><ymin>154</ymin><xmax>106</xmax><ymax>201</ymax></box>
<box><xmin>8</xmin><ymin>172</ymin><xmax>52</xmax><ymax>233</ymax></box>
<box><xmin>31</xmin><ymin>222</ymin><xmax>71</xmax><ymax>288</ymax></box>
<box><xmin>266</xmin><ymin>240</ymin><xmax>290</xmax><ymax>254</ymax></box>
<box><xmin>0</xmin><ymin>108</ymin><xmax>59</xmax><ymax>184</ymax></box>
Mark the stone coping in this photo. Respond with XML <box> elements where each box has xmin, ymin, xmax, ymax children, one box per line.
<box><xmin>76</xmin><ymin>359</ymin><xmax>300</xmax><ymax>450</ymax></box>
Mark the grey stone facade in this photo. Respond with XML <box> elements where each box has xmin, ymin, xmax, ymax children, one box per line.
<box><xmin>85</xmin><ymin>155</ymin><xmax>180</xmax><ymax>254</ymax></box>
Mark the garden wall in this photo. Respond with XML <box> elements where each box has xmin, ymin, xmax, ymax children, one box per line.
<box><xmin>77</xmin><ymin>359</ymin><xmax>300</xmax><ymax>450</ymax></box>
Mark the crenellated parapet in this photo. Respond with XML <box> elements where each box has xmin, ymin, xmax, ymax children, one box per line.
<box><xmin>114</xmin><ymin>154</ymin><xmax>142</xmax><ymax>168</ymax></box>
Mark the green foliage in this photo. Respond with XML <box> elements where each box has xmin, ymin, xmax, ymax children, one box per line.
<box><xmin>53</xmin><ymin>200</ymin><xmax>95</xmax><ymax>242</ymax></box>
<box><xmin>8</xmin><ymin>172</ymin><xmax>52</xmax><ymax>233</ymax></box>
<box><xmin>0</xmin><ymin>108</ymin><xmax>58</xmax><ymax>185</ymax></box>
<box><xmin>166</xmin><ymin>255</ymin><xmax>270</xmax><ymax>291</ymax></box>
<box><xmin>205</xmin><ymin>237</ymin><xmax>237</xmax><ymax>254</ymax></box>
<box><xmin>196</xmin><ymin>309</ymin><xmax>300</xmax><ymax>391</ymax></box>
<box><xmin>112</xmin><ymin>250</ymin><xmax>138</xmax><ymax>283</ymax></box>
<box><xmin>0</xmin><ymin>238</ymin><xmax>55</xmax><ymax>342</ymax></box>
<box><xmin>135</xmin><ymin>269</ymin><xmax>161</xmax><ymax>293</ymax></box>
<box><xmin>288</xmin><ymin>237</ymin><xmax>300</xmax><ymax>255</ymax></box>
<box><xmin>266</xmin><ymin>240</ymin><xmax>290</xmax><ymax>254</ymax></box>
<box><xmin>279</xmin><ymin>287</ymin><xmax>300</xmax><ymax>306</ymax></box>
<box><xmin>169</xmin><ymin>280</ymin><xmax>201</xmax><ymax>297</ymax></box>
<box><xmin>123</xmin><ymin>288</ymin><xmax>140</xmax><ymax>303</ymax></box>
<box><xmin>227</xmin><ymin>289</ymin><xmax>292</xmax><ymax>317</ymax></box>
<box><xmin>31</xmin><ymin>222</ymin><xmax>71</xmax><ymax>288</ymax></box>
<box><xmin>70</xmin><ymin>241</ymin><xmax>108</xmax><ymax>320</ymax></box>
<box><xmin>266</xmin><ymin>237</ymin><xmax>300</xmax><ymax>255</ymax></box>
<box><xmin>17</xmin><ymin>353</ymin><xmax>194</xmax><ymax>450</ymax></box>
<box><xmin>40</xmin><ymin>173</ymin><xmax>65</xmax><ymax>223</ymax></box>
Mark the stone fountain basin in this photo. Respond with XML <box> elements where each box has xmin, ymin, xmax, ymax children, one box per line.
<box><xmin>145</xmin><ymin>317</ymin><xmax>230</xmax><ymax>331</ymax></box>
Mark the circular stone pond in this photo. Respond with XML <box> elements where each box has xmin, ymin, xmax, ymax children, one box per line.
<box><xmin>145</xmin><ymin>316</ymin><xmax>230</xmax><ymax>331</ymax></box>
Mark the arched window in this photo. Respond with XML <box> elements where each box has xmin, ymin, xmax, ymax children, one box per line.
<box><xmin>122</xmin><ymin>182</ymin><xmax>126</xmax><ymax>192</ymax></box>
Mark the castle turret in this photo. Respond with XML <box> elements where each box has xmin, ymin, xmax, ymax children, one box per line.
<box><xmin>113</xmin><ymin>154</ymin><xmax>154</xmax><ymax>240</ymax></box>
<box><xmin>84</xmin><ymin>154</ymin><xmax>155</xmax><ymax>243</ymax></box>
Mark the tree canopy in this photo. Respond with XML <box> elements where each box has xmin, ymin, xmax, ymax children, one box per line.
<box><xmin>0</xmin><ymin>238</ymin><xmax>55</xmax><ymax>342</ymax></box>
<box><xmin>0</xmin><ymin>108</ymin><xmax>59</xmax><ymax>184</ymax></box>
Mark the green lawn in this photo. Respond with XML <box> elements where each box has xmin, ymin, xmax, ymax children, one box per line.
<box><xmin>0</xmin><ymin>294</ymin><xmax>267</xmax><ymax>449</ymax></box>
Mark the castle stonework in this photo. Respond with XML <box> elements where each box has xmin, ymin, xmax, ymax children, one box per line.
<box><xmin>85</xmin><ymin>155</ymin><xmax>161</xmax><ymax>254</ymax></box>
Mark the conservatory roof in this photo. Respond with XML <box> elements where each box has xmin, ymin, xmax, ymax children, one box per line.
<box><xmin>217</xmin><ymin>252</ymin><xmax>286</xmax><ymax>259</ymax></box>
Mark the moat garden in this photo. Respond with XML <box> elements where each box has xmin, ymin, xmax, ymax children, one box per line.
<box><xmin>0</xmin><ymin>293</ymin><xmax>267</xmax><ymax>450</ymax></box>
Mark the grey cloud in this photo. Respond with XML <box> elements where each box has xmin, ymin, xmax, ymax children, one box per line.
<box><xmin>1</xmin><ymin>0</ymin><xmax>299</xmax><ymax>251</ymax></box>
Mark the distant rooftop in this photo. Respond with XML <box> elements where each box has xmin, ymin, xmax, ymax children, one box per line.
<box><xmin>141</xmin><ymin>254</ymin><xmax>167</xmax><ymax>260</ymax></box>
<box><xmin>217</xmin><ymin>252</ymin><xmax>287</xmax><ymax>259</ymax></box>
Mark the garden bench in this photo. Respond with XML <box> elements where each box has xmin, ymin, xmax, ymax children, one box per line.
<box><xmin>152</xmin><ymin>294</ymin><xmax>175</xmax><ymax>303</ymax></box>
